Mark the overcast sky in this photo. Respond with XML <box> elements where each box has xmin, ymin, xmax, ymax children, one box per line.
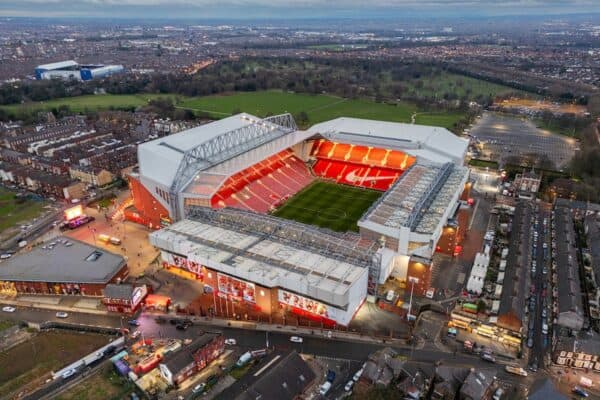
<box><xmin>1</xmin><ymin>0</ymin><xmax>599</xmax><ymax>19</ymax></box>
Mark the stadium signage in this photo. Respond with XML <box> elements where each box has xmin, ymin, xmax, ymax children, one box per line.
<box><xmin>217</xmin><ymin>273</ymin><xmax>256</xmax><ymax>303</ymax></box>
<box><xmin>278</xmin><ymin>289</ymin><xmax>336</xmax><ymax>320</ymax></box>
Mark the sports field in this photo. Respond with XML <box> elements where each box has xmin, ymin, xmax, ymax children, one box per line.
<box><xmin>272</xmin><ymin>180</ymin><xmax>381</xmax><ymax>232</ymax></box>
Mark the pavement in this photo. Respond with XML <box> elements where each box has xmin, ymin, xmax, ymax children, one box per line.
<box><xmin>470</xmin><ymin>112</ymin><xmax>577</xmax><ymax>168</ymax></box>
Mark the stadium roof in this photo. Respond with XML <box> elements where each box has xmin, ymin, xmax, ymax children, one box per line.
<box><xmin>359</xmin><ymin>163</ymin><xmax>468</xmax><ymax>236</ymax></box>
<box><xmin>0</xmin><ymin>237</ymin><xmax>126</xmax><ymax>284</ymax></box>
<box><xmin>149</xmin><ymin>210</ymin><xmax>370</xmax><ymax>309</ymax></box>
<box><xmin>36</xmin><ymin>60</ymin><xmax>79</xmax><ymax>70</ymax></box>
<box><xmin>184</xmin><ymin>129</ymin><xmax>314</xmax><ymax>197</ymax></box>
<box><xmin>138</xmin><ymin>113</ymin><xmax>257</xmax><ymax>188</ymax></box>
<box><xmin>308</xmin><ymin>117</ymin><xmax>468</xmax><ymax>165</ymax></box>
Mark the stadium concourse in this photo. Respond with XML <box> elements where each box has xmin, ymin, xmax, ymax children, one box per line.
<box><xmin>126</xmin><ymin>113</ymin><xmax>470</xmax><ymax>326</ymax></box>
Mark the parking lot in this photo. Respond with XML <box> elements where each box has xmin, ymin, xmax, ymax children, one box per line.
<box><xmin>471</xmin><ymin>112</ymin><xmax>577</xmax><ymax>168</ymax></box>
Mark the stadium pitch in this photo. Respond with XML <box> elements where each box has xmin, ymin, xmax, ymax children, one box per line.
<box><xmin>272</xmin><ymin>180</ymin><xmax>381</xmax><ymax>232</ymax></box>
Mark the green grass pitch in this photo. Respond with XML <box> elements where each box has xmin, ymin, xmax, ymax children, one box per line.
<box><xmin>272</xmin><ymin>180</ymin><xmax>382</xmax><ymax>232</ymax></box>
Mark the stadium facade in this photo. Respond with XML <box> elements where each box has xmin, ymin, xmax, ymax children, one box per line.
<box><xmin>129</xmin><ymin>113</ymin><xmax>469</xmax><ymax>326</ymax></box>
<box><xmin>35</xmin><ymin>60</ymin><xmax>124</xmax><ymax>81</ymax></box>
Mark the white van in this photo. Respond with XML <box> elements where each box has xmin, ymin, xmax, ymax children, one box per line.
<box><xmin>386</xmin><ymin>290</ymin><xmax>395</xmax><ymax>302</ymax></box>
<box><xmin>542</xmin><ymin>323</ymin><xmax>549</xmax><ymax>334</ymax></box>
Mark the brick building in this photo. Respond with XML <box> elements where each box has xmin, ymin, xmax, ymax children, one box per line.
<box><xmin>0</xmin><ymin>237</ymin><xmax>128</xmax><ymax>297</ymax></box>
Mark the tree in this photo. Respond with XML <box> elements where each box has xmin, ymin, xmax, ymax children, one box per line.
<box><xmin>477</xmin><ymin>300</ymin><xmax>487</xmax><ymax>313</ymax></box>
<box><xmin>295</xmin><ymin>111</ymin><xmax>309</xmax><ymax>127</ymax></box>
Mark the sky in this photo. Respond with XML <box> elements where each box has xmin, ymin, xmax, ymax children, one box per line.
<box><xmin>0</xmin><ymin>0</ymin><xmax>599</xmax><ymax>19</ymax></box>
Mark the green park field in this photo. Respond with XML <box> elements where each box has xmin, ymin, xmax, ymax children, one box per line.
<box><xmin>2</xmin><ymin>90</ymin><xmax>466</xmax><ymax>130</ymax></box>
<box><xmin>0</xmin><ymin>93</ymin><xmax>169</xmax><ymax>114</ymax></box>
<box><xmin>272</xmin><ymin>180</ymin><xmax>381</xmax><ymax>232</ymax></box>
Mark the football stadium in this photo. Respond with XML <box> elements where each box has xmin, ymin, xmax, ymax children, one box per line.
<box><xmin>127</xmin><ymin>113</ymin><xmax>470</xmax><ymax>326</ymax></box>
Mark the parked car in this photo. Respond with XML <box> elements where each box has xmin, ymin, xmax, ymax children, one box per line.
<box><xmin>2</xmin><ymin>306</ymin><xmax>15</xmax><ymax>313</ymax></box>
<box><xmin>319</xmin><ymin>381</ymin><xmax>332</xmax><ymax>396</ymax></box>
<box><xmin>56</xmin><ymin>311</ymin><xmax>69</xmax><ymax>318</ymax></box>
<box><xmin>386</xmin><ymin>290</ymin><xmax>395</xmax><ymax>302</ymax></box>
<box><xmin>493</xmin><ymin>388</ymin><xmax>504</xmax><ymax>400</ymax></box>
<box><xmin>290</xmin><ymin>336</ymin><xmax>303</xmax><ymax>343</ymax></box>
<box><xmin>353</xmin><ymin>368</ymin><xmax>364</xmax><ymax>382</ymax></box>
<box><xmin>192</xmin><ymin>383</ymin><xmax>206</xmax><ymax>394</ymax></box>
<box><xmin>326</xmin><ymin>370</ymin><xmax>336</xmax><ymax>382</ymax></box>
<box><xmin>344</xmin><ymin>380</ymin><xmax>354</xmax><ymax>391</ymax></box>
<box><xmin>224</xmin><ymin>338</ymin><xmax>237</xmax><ymax>345</ymax></box>
<box><xmin>0</xmin><ymin>253</ymin><xmax>12</xmax><ymax>259</ymax></box>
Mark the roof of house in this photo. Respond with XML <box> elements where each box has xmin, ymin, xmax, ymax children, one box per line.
<box><xmin>103</xmin><ymin>283</ymin><xmax>134</xmax><ymax>299</ymax></box>
<box><xmin>0</xmin><ymin>237</ymin><xmax>125</xmax><ymax>284</ymax></box>
<box><xmin>216</xmin><ymin>350</ymin><xmax>315</xmax><ymax>400</ymax></box>
<box><xmin>162</xmin><ymin>334</ymin><xmax>219</xmax><ymax>373</ymax></box>
<box><xmin>459</xmin><ymin>369</ymin><xmax>496</xmax><ymax>400</ymax></box>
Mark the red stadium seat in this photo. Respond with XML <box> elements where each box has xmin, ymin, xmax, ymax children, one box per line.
<box><xmin>211</xmin><ymin>149</ymin><xmax>314</xmax><ymax>213</ymax></box>
<box><xmin>310</xmin><ymin>140</ymin><xmax>411</xmax><ymax>191</ymax></box>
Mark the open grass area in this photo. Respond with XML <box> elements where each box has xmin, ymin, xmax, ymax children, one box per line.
<box><xmin>0</xmin><ymin>188</ymin><xmax>46</xmax><ymax>233</ymax></box>
<box><xmin>272</xmin><ymin>180</ymin><xmax>381</xmax><ymax>232</ymax></box>
<box><xmin>0</xmin><ymin>93</ymin><xmax>170</xmax><ymax>114</ymax></box>
<box><xmin>0</xmin><ymin>331</ymin><xmax>109</xmax><ymax>398</ymax></box>
<box><xmin>2</xmin><ymin>90</ymin><xmax>467</xmax><ymax>130</ymax></box>
<box><xmin>54</xmin><ymin>365</ymin><xmax>134</xmax><ymax>400</ymax></box>
<box><xmin>180</xmin><ymin>90</ymin><xmax>465</xmax><ymax>129</ymax></box>
<box><xmin>0</xmin><ymin>321</ymin><xmax>15</xmax><ymax>332</ymax></box>
<box><xmin>468</xmin><ymin>159</ymin><xmax>499</xmax><ymax>169</ymax></box>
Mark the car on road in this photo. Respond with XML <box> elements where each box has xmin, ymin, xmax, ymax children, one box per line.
<box><xmin>56</xmin><ymin>311</ymin><xmax>69</xmax><ymax>318</ymax></box>
<box><xmin>175</xmin><ymin>323</ymin><xmax>188</xmax><ymax>331</ymax></box>
<box><xmin>2</xmin><ymin>306</ymin><xmax>15</xmax><ymax>313</ymax></box>
<box><xmin>505</xmin><ymin>365</ymin><xmax>528</xmax><ymax>377</ymax></box>
<box><xmin>480</xmin><ymin>352</ymin><xmax>496</xmax><ymax>363</ymax></box>
<box><xmin>344</xmin><ymin>380</ymin><xmax>354</xmax><ymax>392</ymax></box>
<box><xmin>0</xmin><ymin>253</ymin><xmax>12</xmax><ymax>259</ymax></box>
<box><xmin>169</xmin><ymin>318</ymin><xmax>178</xmax><ymax>325</ymax></box>
<box><xmin>62</xmin><ymin>369</ymin><xmax>76</xmax><ymax>379</ymax></box>
<box><xmin>572</xmin><ymin>386</ymin><xmax>589</xmax><ymax>397</ymax></box>
<box><xmin>224</xmin><ymin>338</ymin><xmax>237</xmax><ymax>345</ymax></box>
<box><xmin>529</xmin><ymin>359</ymin><xmax>538</xmax><ymax>372</ymax></box>
<box><xmin>527</xmin><ymin>337</ymin><xmax>534</xmax><ymax>348</ymax></box>
<box><xmin>128</xmin><ymin>319</ymin><xmax>140</xmax><ymax>326</ymax></box>
<box><xmin>290</xmin><ymin>336</ymin><xmax>303</xmax><ymax>343</ymax></box>
<box><xmin>131</xmin><ymin>330</ymin><xmax>141</xmax><ymax>339</ymax></box>
<box><xmin>192</xmin><ymin>383</ymin><xmax>206</xmax><ymax>394</ymax></box>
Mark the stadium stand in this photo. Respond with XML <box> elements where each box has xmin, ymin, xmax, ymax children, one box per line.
<box><xmin>310</xmin><ymin>139</ymin><xmax>414</xmax><ymax>191</ymax></box>
<box><xmin>211</xmin><ymin>149</ymin><xmax>313</xmax><ymax>213</ymax></box>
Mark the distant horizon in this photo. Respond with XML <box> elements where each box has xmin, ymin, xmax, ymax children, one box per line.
<box><xmin>1</xmin><ymin>1</ymin><xmax>599</xmax><ymax>21</ymax></box>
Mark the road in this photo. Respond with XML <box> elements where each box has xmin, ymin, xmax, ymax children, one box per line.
<box><xmin>528</xmin><ymin>204</ymin><xmax>552</xmax><ymax>368</ymax></box>
<box><xmin>2</xmin><ymin>307</ymin><xmax>537</xmax><ymax>389</ymax></box>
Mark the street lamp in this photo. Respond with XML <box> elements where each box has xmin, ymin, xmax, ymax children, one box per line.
<box><xmin>407</xmin><ymin>276</ymin><xmax>419</xmax><ymax>321</ymax></box>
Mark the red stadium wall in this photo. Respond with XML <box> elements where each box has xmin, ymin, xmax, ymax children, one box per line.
<box><xmin>127</xmin><ymin>175</ymin><xmax>170</xmax><ymax>228</ymax></box>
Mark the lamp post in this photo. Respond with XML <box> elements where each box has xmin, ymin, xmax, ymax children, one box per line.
<box><xmin>407</xmin><ymin>276</ymin><xmax>419</xmax><ymax>321</ymax></box>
